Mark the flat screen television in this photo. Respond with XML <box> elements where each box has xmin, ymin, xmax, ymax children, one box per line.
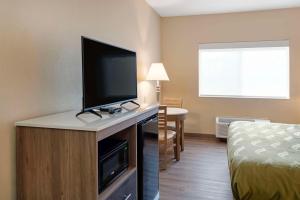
<box><xmin>81</xmin><ymin>36</ymin><xmax>137</xmax><ymax>112</ymax></box>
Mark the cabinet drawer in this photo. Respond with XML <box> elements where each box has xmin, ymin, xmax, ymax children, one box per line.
<box><xmin>107</xmin><ymin>171</ymin><xmax>137</xmax><ymax>200</ymax></box>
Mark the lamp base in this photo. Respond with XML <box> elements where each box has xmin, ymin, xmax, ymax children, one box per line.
<box><xmin>156</xmin><ymin>91</ymin><xmax>160</xmax><ymax>103</ymax></box>
<box><xmin>156</xmin><ymin>81</ymin><xmax>161</xmax><ymax>103</ymax></box>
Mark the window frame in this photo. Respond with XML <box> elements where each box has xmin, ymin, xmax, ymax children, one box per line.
<box><xmin>198</xmin><ymin>40</ymin><xmax>290</xmax><ymax>100</ymax></box>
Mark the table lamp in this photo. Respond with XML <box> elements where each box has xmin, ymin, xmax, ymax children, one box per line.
<box><xmin>146</xmin><ymin>63</ymin><xmax>170</xmax><ymax>102</ymax></box>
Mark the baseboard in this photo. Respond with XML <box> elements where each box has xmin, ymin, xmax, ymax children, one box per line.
<box><xmin>184</xmin><ymin>133</ymin><xmax>227</xmax><ymax>141</ymax></box>
<box><xmin>185</xmin><ymin>132</ymin><xmax>227</xmax><ymax>142</ymax></box>
<box><xmin>185</xmin><ymin>132</ymin><xmax>215</xmax><ymax>138</ymax></box>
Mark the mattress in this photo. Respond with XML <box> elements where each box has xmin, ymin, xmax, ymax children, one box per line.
<box><xmin>228</xmin><ymin>121</ymin><xmax>300</xmax><ymax>200</ymax></box>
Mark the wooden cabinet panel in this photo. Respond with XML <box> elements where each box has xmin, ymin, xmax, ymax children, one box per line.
<box><xmin>68</xmin><ymin>131</ymin><xmax>97</xmax><ymax>200</ymax></box>
<box><xmin>16</xmin><ymin>127</ymin><xmax>96</xmax><ymax>200</ymax></box>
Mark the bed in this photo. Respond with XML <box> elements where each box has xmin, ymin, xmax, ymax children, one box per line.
<box><xmin>227</xmin><ymin>121</ymin><xmax>300</xmax><ymax>200</ymax></box>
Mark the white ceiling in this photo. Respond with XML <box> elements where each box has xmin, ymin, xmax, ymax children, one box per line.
<box><xmin>146</xmin><ymin>0</ymin><xmax>300</xmax><ymax>17</ymax></box>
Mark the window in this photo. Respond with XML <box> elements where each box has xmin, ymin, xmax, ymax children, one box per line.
<box><xmin>198</xmin><ymin>41</ymin><xmax>290</xmax><ymax>99</ymax></box>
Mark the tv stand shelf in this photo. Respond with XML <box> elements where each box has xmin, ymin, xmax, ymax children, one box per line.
<box><xmin>16</xmin><ymin>104</ymin><xmax>158</xmax><ymax>200</ymax></box>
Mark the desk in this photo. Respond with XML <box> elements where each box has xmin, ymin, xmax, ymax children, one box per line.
<box><xmin>167</xmin><ymin>107</ymin><xmax>188</xmax><ymax>161</ymax></box>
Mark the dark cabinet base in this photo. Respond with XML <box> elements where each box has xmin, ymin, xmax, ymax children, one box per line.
<box><xmin>137</xmin><ymin>115</ymin><xmax>159</xmax><ymax>200</ymax></box>
<box><xmin>106</xmin><ymin>171</ymin><xmax>137</xmax><ymax>200</ymax></box>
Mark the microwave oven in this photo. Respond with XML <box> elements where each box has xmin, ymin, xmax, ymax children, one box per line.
<box><xmin>98</xmin><ymin>138</ymin><xmax>129</xmax><ymax>193</ymax></box>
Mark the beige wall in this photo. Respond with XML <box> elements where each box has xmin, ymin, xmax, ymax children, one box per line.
<box><xmin>161</xmin><ymin>8</ymin><xmax>300</xmax><ymax>134</ymax></box>
<box><xmin>0</xmin><ymin>0</ymin><xmax>160</xmax><ymax>199</ymax></box>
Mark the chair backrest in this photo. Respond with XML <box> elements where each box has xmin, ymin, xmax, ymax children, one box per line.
<box><xmin>158</xmin><ymin>105</ymin><xmax>167</xmax><ymax>140</ymax></box>
<box><xmin>163</xmin><ymin>97</ymin><xmax>183</xmax><ymax>108</ymax></box>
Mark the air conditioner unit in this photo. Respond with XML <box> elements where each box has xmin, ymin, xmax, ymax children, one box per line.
<box><xmin>216</xmin><ymin>117</ymin><xmax>270</xmax><ymax>138</ymax></box>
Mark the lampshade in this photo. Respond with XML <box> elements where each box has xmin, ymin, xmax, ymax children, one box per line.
<box><xmin>146</xmin><ymin>63</ymin><xmax>170</xmax><ymax>81</ymax></box>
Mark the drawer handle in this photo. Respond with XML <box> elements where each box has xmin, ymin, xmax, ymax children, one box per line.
<box><xmin>123</xmin><ymin>193</ymin><xmax>132</xmax><ymax>200</ymax></box>
<box><xmin>110</xmin><ymin>170</ymin><xmax>116</xmax><ymax>176</ymax></box>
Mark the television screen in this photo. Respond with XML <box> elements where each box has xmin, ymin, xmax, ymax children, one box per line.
<box><xmin>81</xmin><ymin>37</ymin><xmax>137</xmax><ymax>111</ymax></box>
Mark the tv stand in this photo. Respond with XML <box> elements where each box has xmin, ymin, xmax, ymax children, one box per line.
<box><xmin>76</xmin><ymin>109</ymin><xmax>102</xmax><ymax>118</ymax></box>
<box><xmin>15</xmin><ymin>105</ymin><xmax>159</xmax><ymax>200</ymax></box>
<box><xmin>120</xmin><ymin>100</ymin><xmax>140</xmax><ymax>108</ymax></box>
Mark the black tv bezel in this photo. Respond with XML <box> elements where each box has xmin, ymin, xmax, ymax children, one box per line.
<box><xmin>81</xmin><ymin>36</ymin><xmax>138</xmax><ymax>112</ymax></box>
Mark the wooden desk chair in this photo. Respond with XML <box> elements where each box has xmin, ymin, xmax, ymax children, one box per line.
<box><xmin>163</xmin><ymin>97</ymin><xmax>183</xmax><ymax>108</ymax></box>
<box><xmin>163</xmin><ymin>97</ymin><xmax>185</xmax><ymax>152</ymax></box>
<box><xmin>158</xmin><ymin>105</ymin><xmax>177</xmax><ymax>170</ymax></box>
<box><xmin>163</xmin><ymin>97</ymin><xmax>182</xmax><ymax>131</ymax></box>
<box><xmin>163</xmin><ymin>97</ymin><xmax>183</xmax><ymax>129</ymax></box>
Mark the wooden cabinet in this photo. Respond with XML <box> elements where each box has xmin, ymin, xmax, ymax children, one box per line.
<box><xmin>16</xmin><ymin>106</ymin><xmax>158</xmax><ymax>200</ymax></box>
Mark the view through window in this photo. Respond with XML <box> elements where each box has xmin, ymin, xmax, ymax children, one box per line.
<box><xmin>198</xmin><ymin>41</ymin><xmax>290</xmax><ymax>99</ymax></box>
